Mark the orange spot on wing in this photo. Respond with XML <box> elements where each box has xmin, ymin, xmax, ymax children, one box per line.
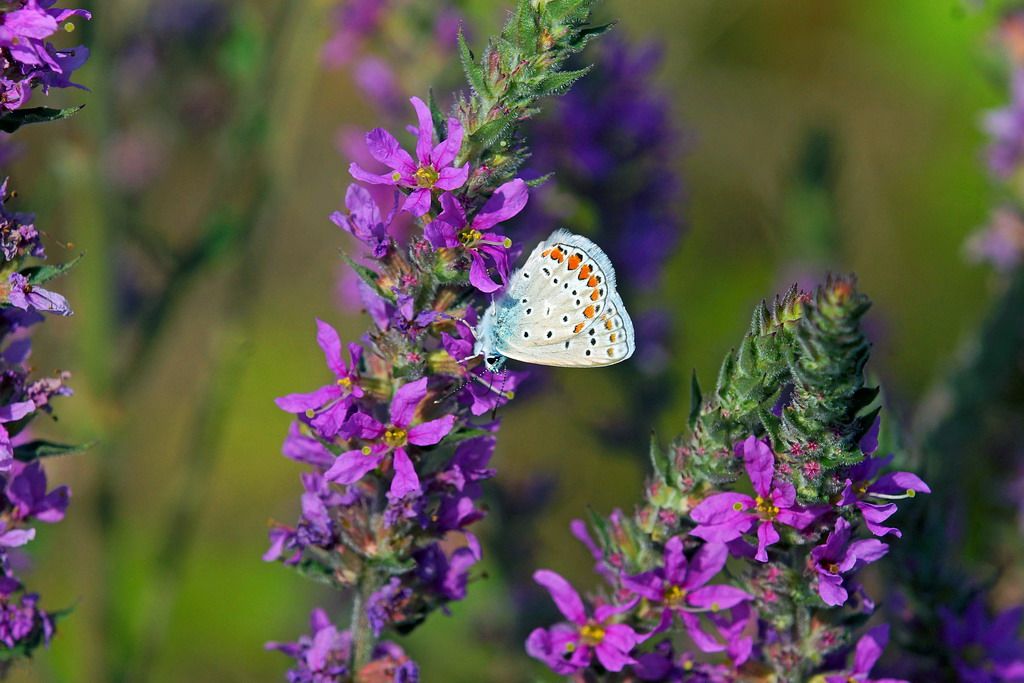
<box><xmin>605</xmin><ymin>319</ymin><xmax>614</xmax><ymax>330</ymax></box>
<box><xmin>567</xmin><ymin>254</ymin><xmax>581</xmax><ymax>270</ymax></box>
<box><xmin>587</xmin><ymin>275</ymin><xmax>598</xmax><ymax>287</ymax></box>
<box><xmin>578</xmin><ymin>264</ymin><xmax>592</xmax><ymax>280</ymax></box>
<box><xmin>550</xmin><ymin>247</ymin><xmax>564</xmax><ymax>262</ymax></box>
<box><xmin>607</xmin><ymin>348</ymin><xmax>615</xmax><ymax>357</ymax></box>
<box><xmin>590</xmin><ymin>289</ymin><xmax>600</xmax><ymax>301</ymax></box>
<box><xmin>573</xmin><ymin>322</ymin><xmax>585</xmax><ymax>334</ymax></box>
<box><xmin>610</xmin><ymin>333</ymin><xmax>617</xmax><ymax>342</ymax></box>
<box><xmin>584</xmin><ymin>305</ymin><xmax>596</xmax><ymax>319</ymax></box>
<box><xmin>541</xmin><ymin>249</ymin><xmax>551</xmax><ymax>257</ymax></box>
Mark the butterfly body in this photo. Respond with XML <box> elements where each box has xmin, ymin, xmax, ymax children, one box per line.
<box><xmin>475</xmin><ymin>229</ymin><xmax>636</xmax><ymax>372</ymax></box>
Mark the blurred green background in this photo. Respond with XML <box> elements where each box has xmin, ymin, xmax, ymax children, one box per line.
<box><xmin>3</xmin><ymin>0</ymin><xmax>1004</xmax><ymax>680</ymax></box>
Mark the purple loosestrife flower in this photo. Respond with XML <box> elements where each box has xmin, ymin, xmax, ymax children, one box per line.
<box><xmin>690</xmin><ymin>436</ymin><xmax>820</xmax><ymax>561</ymax></box>
<box><xmin>0</xmin><ymin>399</ymin><xmax>34</xmax><ymax>470</ymax></box>
<box><xmin>6</xmin><ymin>272</ymin><xmax>71</xmax><ymax>316</ymax></box>
<box><xmin>440</xmin><ymin>318</ymin><xmax>525</xmax><ymax>415</ymax></box>
<box><xmin>0</xmin><ymin>577</ymin><xmax>53</xmax><ymax>650</ymax></box>
<box><xmin>526</xmin><ymin>570</ymin><xmax>642</xmax><ymax>674</ymax></box>
<box><xmin>622</xmin><ymin>537</ymin><xmax>750</xmax><ymax>643</ymax></box>
<box><xmin>5</xmin><ymin>460</ymin><xmax>69</xmax><ymax>524</ymax></box>
<box><xmin>0</xmin><ymin>520</ymin><xmax>34</xmax><ymax>549</ymax></box>
<box><xmin>330</xmin><ymin>184</ymin><xmax>396</xmax><ymax>259</ymax></box>
<box><xmin>268</xmin><ymin>608</ymin><xmax>420</xmax><ymax>683</ymax></box>
<box><xmin>321</xmin><ymin>0</ymin><xmax>388</xmax><ymax>68</ymax></box>
<box><xmin>324</xmin><ymin>377</ymin><xmax>455</xmax><ymax>501</ymax></box>
<box><xmin>825</xmin><ymin>625</ymin><xmax>909</xmax><ymax>683</ymax></box>
<box><xmin>985</xmin><ymin>69</ymin><xmax>1024</xmax><ymax>179</ymax></box>
<box><xmin>940</xmin><ymin>600</ymin><xmax>1024</xmax><ymax>682</ymax></box>
<box><xmin>967</xmin><ymin>205</ymin><xmax>1024</xmax><ymax>273</ymax></box>
<box><xmin>424</xmin><ymin>179</ymin><xmax>528</xmax><ymax>292</ymax></box>
<box><xmin>413</xmin><ymin>536</ymin><xmax>481</xmax><ymax>603</ymax></box>
<box><xmin>275</xmin><ymin>320</ymin><xmax>363</xmax><ymax>438</ymax></box>
<box><xmin>0</xmin><ymin>0</ymin><xmax>91</xmax><ymax>112</ymax></box>
<box><xmin>0</xmin><ymin>179</ymin><xmax>43</xmax><ymax>262</ymax></box>
<box><xmin>349</xmin><ymin>96</ymin><xmax>468</xmax><ymax>217</ymax></box>
<box><xmin>838</xmin><ymin>450</ymin><xmax>930</xmax><ymax>539</ymax></box>
<box><xmin>810</xmin><ymin>517</ymin><xmax>888</xmax><ymax>607</ymax></box>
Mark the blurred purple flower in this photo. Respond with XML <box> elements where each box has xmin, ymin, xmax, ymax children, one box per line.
<box><xmin>966</xmin><ymin>205</ymin><xmax>1024</xmax><ymax>273</ymax></box>
<box><xmin>266</xmin><ymin>608</ymin><xmax>351</xmax><ymax>682</ymax></box>
<box><xmin>322</xmin><ymin>0</ymin><xmax>388</xmax><ymax>68</ymax></box>
<box><xmin>690</xmin><ymin>436</ymin><xmax>821</xmax><ymax>561</ymax></box>
<box><xmin>985</xmin><ymin>69</ymin><xmax>1024</xmax><ymax>179</ymax></box>
<box><xmin>5</xmin><ymin>460</ymin><xmax>69</xmax><ymax>524</ymax></box>
<box><xmin>0</xmin><ymin>577</ymin><xmax>53</xmax><ymax>650</ymax></box>
<box><xmin>941</xmin><ymin>600</ymin><xmax>1024</xmax><ymax>682</ymax></box>
<box><xmin>6</xmin><ymin>272</ymin><xmax>71</xmax><ymax>316</ymax></box>
<box><xmin>350</xmin><ymin>97</ymin><xmax>468</xmax><ymax>216</ymax></box>
<box><xmin>526</xmin><ymin>569</ymin><xmax>642</xmax><ymax>674</ymax></box>
<box><xmin>0</xmin><ymin>399</ymin><xmax>34</xmax><ymax>470</ymax></box>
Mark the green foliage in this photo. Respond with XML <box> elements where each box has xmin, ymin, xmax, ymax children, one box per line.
<box><xmin>13</xmin><ymin>439</ymin><xmax>95</xmax><ymax>463</ymax></box>
<box><xmin>0</xmin><ymin>105</ymin><xmax>84</xmax><ymax>134</ymax></box>
<box><xmin>22</xmin><ymin>253</ymin><xmax>84</xmax><ymax>286</ymax></box>
<box><xmin>453</xmin><ymin>0</ymin><xmax>607</xmax><ymax>193</ymax></box>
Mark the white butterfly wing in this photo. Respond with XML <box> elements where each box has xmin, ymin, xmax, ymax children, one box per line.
<box><xmin>494</xmin><ymin>229</ymin><xmax>636</xmax><ymax>367</ymax></box>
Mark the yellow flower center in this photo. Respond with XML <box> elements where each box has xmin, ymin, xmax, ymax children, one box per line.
<box><xmin>414</xmin><ymin>165</ymin><xmax>439</xmax><ymax>188</ymax></box>
<box><xmin>825</xmin><ymin>561</ymin><xmax>840</xmax><ymax>575</ymax></box>
<box><xmin>391</xmin><ymin>171</ymin><xmax>402</xmax><ymax>182</ymax></box>
<box><xmin>337</xmin><ymin>377</ymin><xmax>352</xmax><ymax>388</ymax></box>
<box><xmin>579</xmin><ymin>622</ymin><xmax>606</xmax><ymax>646</ymax></box>
<box><xmin>383</xmin><ymin>427</ymin><xmax>408</xmax><ymax>449</ymax></box>
<box><xmin>459</xmin><ymin>228</ymin><xmax>483</xmax><ymax>246</ymax></box>
<box><xmin>665</xmin><ymin>585</ymin><xmax>688</xmax><ymax>607</ymax></box>
<box><xmin>754</xmin><ymin>495</ymin><xmax>780</xmax><ymax>520</ymax></box>
<box><xmin>361</xmin><ymin>446</ymin><xmax>372</xmax><ymax>456</ymax></box>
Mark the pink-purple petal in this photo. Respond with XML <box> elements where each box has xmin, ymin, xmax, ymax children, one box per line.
<box><xmin>407</xmin><ymin>415</ymin><xmax>457</xmax><ymax>446</ymax></box>
<box><xmin>315</xmin><ymin>318</ymin><xmax>346</xmax><ymax>376</ymax></box>
<box><xmin>409</xmin><ymin>96</ymin><xmax>434</xmax><ymax>163</ymax></box>
<box><xmin>274</xmin><ymin>385</ymin><xmax>339</xmax><ymax>413</ymax></box>
<box><xmin>389</xmin><ymin>377</ymin><xmax>429</xmax><ymax>428</ymax></box>
<box><xmin>388</xmin><ymin>448</ymin><xmax>421</xmax><ymax>499</ymax></box>
<box><xmin>754</xmin><ymin>521</ymin><xmax>780</xmax><ymax>562</ymax></box>
<box><xmin>366</xmin><ymin>127</ymin><xmax>416</xmax><ymax>171</ymax></box>
<box><xmin>349</xmin><ymin>162</ymin><xmax>400</xmax><ymax>186</ymax></box>
<box><xmin>430</xmin><ymin>117</ymin><xmax>465</xmax><ymax>168</ymax></box>
<box><xmin>402</xmin><ymin>188</ymin><xmax>432</xmax><ymax>216</ymax></box>
<box><xmin>684</xmin><ymin>542</ymin><xmax>728</xmax><ymax>589</ymax></box>
<box><xmin>533</xmin><ymin>570</ymin><xmax>586</xmax><ymax>624</ymax></box>
<box><xmin>690</xmin><ymin>492</ymin><xmax>754</xmax><ymax>525</ymax></box>
<box><xmin>687</xmin><ymin>584</ymin><xmax>751</xmax><ymax>611</ymax></box>
<box><xmin>324</xmin><ymin>449</ymin><xmax>384</xmax><ymax>484</ymax></box>
<box><xmin>740</xmin><ymin>436</ymin><xmax>775</xmax><ymax>497</ymax></box>
<box><xmin>472</xmin><ymin>178</ymin><xmax>529</xmax><ymax>230</ymax></box>
<box><xmin>434</xmin><ymin>163</ymin><xmax>470</xmax><ymax>191</ymax></box>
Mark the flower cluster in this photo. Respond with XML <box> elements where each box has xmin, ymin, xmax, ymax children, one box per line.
<box><xmin>527</xmin><ymin>279</ymin><xmax>930</xmax><ymax>680</ymax></box>
<box><xmin>0</xmin><ymin>0</ymin><xmax>90</xmax><ymax>116</ymax></box>
<box><xmin>267</xmin><ymin>1</ymin><xmax>612</xmax><ymax>679</ymax></box>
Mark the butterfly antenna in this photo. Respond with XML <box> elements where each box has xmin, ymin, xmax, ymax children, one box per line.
<box><xmin>434</xmin><ymin>377</ymin><xmax>469</xmax><ymax>404</ymax></box>
<box><xmin>491</xmin><ymin>371</ymin><xmax>509</xmax><ymax>421</ymax></box>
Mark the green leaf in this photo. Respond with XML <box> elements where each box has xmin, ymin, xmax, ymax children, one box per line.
<box><xmin>458</xmin><ymin>29</ymin><xmax>490</xmax><ymax>99</ymax></box>
<box><xmin>341</xmin><ymin>252</ymin><xmax>393</xmax><ymax>302</ymax></box>
<box><xmin>566</xmin><ymin>21</ymin><xmax>616</xmax><ymax>51</ymax></box>
<box><xmin>648</xmin><ymin>431</ymin><xmax>670</xmax><ymax>482</ymax></box>
<box><xmin>469</xmin><ymin>114</ymin><xmax>516</xmax><ymax>148</ymax></box>
<box><xmin>22</xmin><ymin>253</ymin><xmax>84</xmax><ymax>286</ymax></box>
<box><xmin>533</xmin><ymin>66</ymin><xmax>592</xmax><ymax>97</ymax></box>
<box><xmin>688</xmin><ymin>371</ymin><xmax>702</xmax><ymax>430</ymax></box>
<box><xmin>0</xmin><ymin>105</ymin><xmax>84</xmax><ymax>134</ymax></box>
<box><xmin>427</xmin><ymin>88</ymin><xmax>447</xmax><ymax>139</ymax></box>
<box><xmin>13</xmin><ymin>439</ymin><xmax>95</xmax><ymax>463</ymax></box>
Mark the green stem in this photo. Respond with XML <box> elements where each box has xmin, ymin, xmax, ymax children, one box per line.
<box><xmin>350</xmin><ymin>575</ymin><xmax>378</xmax><ymax>674</ymax></box>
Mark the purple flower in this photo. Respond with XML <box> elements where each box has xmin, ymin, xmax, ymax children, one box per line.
<box><xmin>690</xmin><ymin>436</ymin><xmax>820</xmax><ymax>561</ymax></box>
<box><xmin>321</xmin><ymin>0</ymin><xmax>387</xmax><ymax>67</ymax></box>
<box><xmin>526</xmin><ymin>569</ymin><xmax>642</xmax><ymax>674</ymax></box>
<box><xmin>366</xmin><ymin>578</ymin><xmax>412</xmax><ymax>638</ymax></box>
<box><xmin>330</xmin><ymin>184</ymin><xmax>396</xmax><ymax>259</ymax></box>
<box><xmin>0</xmin><ymin>520</ymin><xmax>35</xmax><ymax>549</ymax></box>
<box><xmin>986</xmin><ymin>68</ymin><xmax>1024</xmax><ymax>179</ymax></box>
<box><xmin>349</xmin><ymin>97</ymin><xmax>469</xmax><ymax>216</ymax></box>
<box><xmin>6</xmin><ymin>272</ymin><xmax>71</xmax><ymax>316</ymax></box>
<box><xmin>825</xmin><ymin>625</ymin><xmax>908</xmax><ymax>683</ymax></box>
<box><xmin>0</xmin><ymin>399</ymin><xmax>35</xmax><ymax>471</ymax></box>
<box><xmin>275</xmin><ymin>320</ymin><xmax>363</xmax><ymax>438</ymax></box>
<box><xmin>0</xmin><ymin>578</ymin><xmax>54</xmax><ymax>650</ymax></box>
<box><xmin>966</xmin><ymin>206</ymin><xmax>1024</xmax><ymax>272</ymax></box>
<box><xmin>5</xmin><ymin>460</ymin><xmax>70</xmax><ymax>524</ymax></box>
<box><xmin>266</xmin><ymin>608</ymin><xmax>351</xmax><ymax>682</ymax></box>
<box><xmin>424</xmin><ymin>179</ymin><xmax>528</xmax><ymax>292</ymax></box>
<box><xmin>413</xmin><ymin>535</ymin><xmax>481</xmax><ymax>603</ymax></box>
<box><xmin>839</xmin><ymin>454</ymin><xmax>930</xmax><ymax>538</ymax></box>
<box><xmin>941</xmin><ymin>600</ymin><xmax>1024</xmax><ymax>682</ymax></box>
<box><xmin>0</xmin><ymin>179</ymin><xmax>44</xmax><ymax>262</ymax></box>
<box><xmin>324</xmin><ymin>377</ymin><xmax>455</xmax><ymax>500</ymax></box>
<box><xmin>623</xmin><ymin>536</ymin><xmax>750</xmax><ymax>646</ymax></box>
<box><xmin>810</xmin><ymin>517</ymin><xmax>887</xmax><ymax>607</ymax></box>
<box><xmin>440</xmin><ymin>319</ymin><xmax>525</xmax><ymax>415</ymax></box>
<box><xmin>0</xmin><ymin>0</ymin><xmax>91</xmax><ymax>112</ymax></box>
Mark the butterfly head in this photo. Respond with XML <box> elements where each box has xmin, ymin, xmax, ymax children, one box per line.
<box><xmin>473</xmin><ymin>303</ymin><xmax>507</xmax><ymax>373</ymax></box>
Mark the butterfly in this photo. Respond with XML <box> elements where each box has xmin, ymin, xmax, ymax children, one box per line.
<box><xmin>474</xmin><ymin>229</ymin><xmax>636</xmax><ymax>372</ymax></box>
